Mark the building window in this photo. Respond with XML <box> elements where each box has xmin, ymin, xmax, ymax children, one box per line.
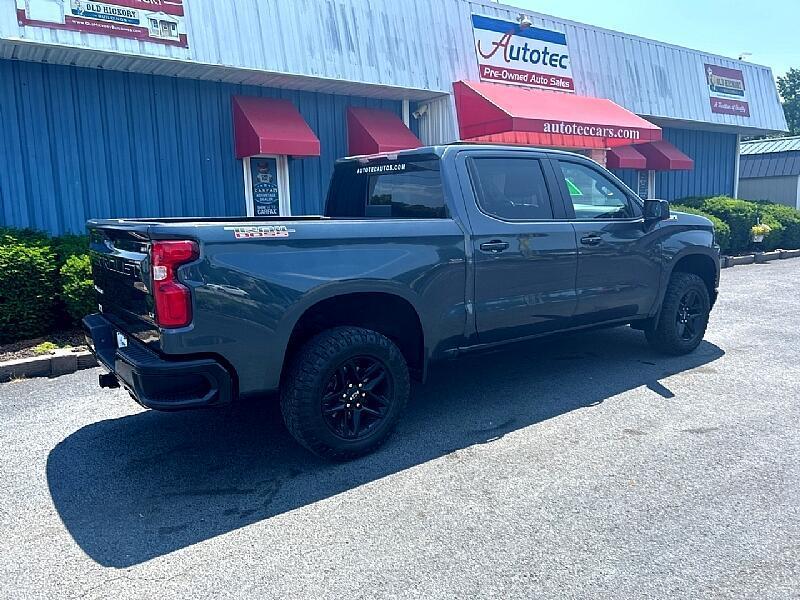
<box><xmin>243</xmin><ymin>155</ymin><xmax>291</xmax><ymax>217</ymax></box>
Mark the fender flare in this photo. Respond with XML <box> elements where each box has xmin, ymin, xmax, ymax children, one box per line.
<box><xmin>270</xmin><ymin>280</ymin><xmax>429</xmax><ymax>379</ymax></box>
<box><xmin>650</xmin><ymin>245</ymin><xmax>720</xmax><ymax>320</ymax></box>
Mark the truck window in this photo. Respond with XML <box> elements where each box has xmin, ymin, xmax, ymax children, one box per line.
<box><xmin>558</xmin><ymin>161</ymin><xmax>641</xmax><ymax>220</ymax></box>
<box><xmin>326</xmin><ymin>159</ymin><xmax>446</xmax><ymax>219</ymax></box>
<box><xmin>468</xmin><ymin>158</ymin><xmax>554</xmax><ymax>221</ymax></box>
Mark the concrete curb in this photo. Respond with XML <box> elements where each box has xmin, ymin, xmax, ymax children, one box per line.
<box><xmin>755</xmin><ymin>251</ymin><xmax>782</xmax><ymax>263</ymax></box>
<box><xmin>721</xmin><ymin>249</ymin><xmax>800</xmax><ymax>269</ymax></box>
<box><xmin>727</xmin><ymin>254</ymin><xmax>756</xmax><ymax>266</ymax></box>
<box><xmin>0</xmin><ymin>349</ymin><xmax>97</xmax><ymax>383</ymax></box>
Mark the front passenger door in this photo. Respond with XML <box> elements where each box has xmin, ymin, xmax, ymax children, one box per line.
<box><xmin>555</xmin><ymin>159</ymin><xmax>662</xmax><ymax>325</ymax></box>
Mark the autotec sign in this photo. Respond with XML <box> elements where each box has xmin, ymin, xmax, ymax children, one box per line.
<box><xmin>471</xmin><ymin>14</ymin><xmax>574</xmax><ymax>92</ymax></box>
<box><xmin>16</xmin><ymin>0</ymin><xmax>188</xmax><ymax>48</ymax></box>
<box><xmin>705</xmin><ymin>64</ymin><xmax>750</xmax><ymax>117</ymax></box>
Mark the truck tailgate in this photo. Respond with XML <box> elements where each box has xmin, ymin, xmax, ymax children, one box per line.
<box><xmin>88</xmin><ymin>223</ymin><xmax>158</xmax><ymax>345</ymax></box>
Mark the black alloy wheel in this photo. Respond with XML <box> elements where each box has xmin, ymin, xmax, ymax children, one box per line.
<box><xmin>675</xmin><ymin>289</ymin><xmax>705</xmax><ymax>342</ymax></box>
<box><xmin>645</xmin><ymin>272</ymin><xmax>710</xmax><ymax>355</ymax></box>
<box><xmin>321</xmin><ymin>355</ymin><xmax>393</xmax><ymax>441</ymax></box>
<box><xmin>281</xmin><ymin>326</ymin><xmax>410</xmax><ymax>460</ymax></box>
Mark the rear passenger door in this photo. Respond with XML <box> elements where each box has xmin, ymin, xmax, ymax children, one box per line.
<box><xmin>457</xmin><ymin>150</ymin><xmax>578</xmax><ymax>344</ymax></box>
<box><xmin>554</xmin><ymin>158</ymin><xmax>662</xmax><ymax>324</ymax></box>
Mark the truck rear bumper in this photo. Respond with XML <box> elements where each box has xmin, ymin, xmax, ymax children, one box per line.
<box><xmin>82</xmin><ymin>313</ymin><xmax>234</xmax><ymax>410</ymax></box>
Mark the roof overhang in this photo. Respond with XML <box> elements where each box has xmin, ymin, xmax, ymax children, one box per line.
<box><xmin>645</xmin><ymin>115</ymin><xmax>787</xmax><ymax>137</ymax></box>
<box><xmin>0</xmin><ymin>38</ymin><xmax>448</xmax><ymax>102</ymax></box>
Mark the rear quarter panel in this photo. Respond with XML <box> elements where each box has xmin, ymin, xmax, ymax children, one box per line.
<box><xmin>160</xmin><ymin>219</ymin><xmax>467</xmax><ymax>394</ymax></box>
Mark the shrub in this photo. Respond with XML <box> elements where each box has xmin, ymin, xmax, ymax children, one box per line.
<box><xmin>0</xmin><ymin>242</ymin><xmax>58</xmax><ymax>343</ymax></box>
<box><xmin>0</xmin><ymin>227</ymin><xmax>49</xmax><ymax>247</ymax></box>
<box><xmin>674</xmin><ymin>196</ymin><xmax>710</xmax><ymax>209</ymax></box>
<box><xmin>671</xmin><ymin>204</ymin><xmax>732</xmax><ymax>253</ymax></box>
<box><xmin>754</xmin><ymin>202</ymin><xmax>800</xmax><ymax>249</ymax></box>
<box><xmin>60</xmin><ymin>254</ymin><xmax>95</xmax><ymax>324</ymax></box>
<box><xmin>52</xmin><ymin>235</ymin><xmax>90</xmax><ymax>267</ymax></box>
<box><xmin>758</xmin><ymin>214</ymin><xmax>783</xmax><ymax>251</ymax></box>
<box><xmin>694</xmin><ymin>196</ymin><xmax>759</xmax><ymax>253</ymax></box>
<box><xmin>33</xmin><ymin>341</ymin><xmax>59</xmax><ymax>355</ymax></box>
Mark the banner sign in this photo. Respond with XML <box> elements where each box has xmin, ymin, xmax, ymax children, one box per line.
<box><xmin>249</xmin><ymin>158</ymin><xmax>281</xmax><ymax>217</ymax></box>
<box><xmin>16</xmin><ymin>0</ymin><xmax>188</xmax><ymax>47</ymax></box>
<box><xmin>705</xmin><ymin>64</ymin><xmax>750</xmax><ymax>117</ymax></box>
<box><xmin>471</xmin><ymin>14</ymin><xmax>574</xmax><ymax>92</ymax></box>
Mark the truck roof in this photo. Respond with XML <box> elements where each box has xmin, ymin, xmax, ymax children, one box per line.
<box><xmin>337</xmin><ymin>143</ymin><xmax>584</xmax><ymax>164</ymax></box>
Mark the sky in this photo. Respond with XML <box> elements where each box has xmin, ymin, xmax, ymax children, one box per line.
<box><xmin>507</xmin><ymin>0</ymin><xmax>798</xmax><ymax>78</ymax></box>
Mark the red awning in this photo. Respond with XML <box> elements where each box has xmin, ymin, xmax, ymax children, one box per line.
<box><xmin>454</xmin><ymin>80</ymin><xmax>661</xmax><ymax>149</ymax></box>
<box><xmin>607</xmin><ymin>145</ymin><xmax>647</xmax><ymax>170</ymax></box>
<box><xmin>636</xmin><ymin>140</ymin><xmax>694</xmax><ymax>170</ymax></box>
<box><xmin>232</xmin><ymin>96</ymin><xmax>320</xmax><ymax>159</ymax></box>
<box><xmin>346</xmin><ymin>107</ymin><xmax>422</xmax><ymax>156</ymax></box>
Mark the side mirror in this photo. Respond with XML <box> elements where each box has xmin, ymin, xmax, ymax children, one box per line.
<box><xmin>643</xmin><ymin>199</ymin><xmax>670</xmax><ymax>222</ymax></box>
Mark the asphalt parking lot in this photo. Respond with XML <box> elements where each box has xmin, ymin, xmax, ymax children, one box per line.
<box><xmin>1</xmin><ymin>260</ymin><xmax>799</xmax><ymax>599</ymax></box>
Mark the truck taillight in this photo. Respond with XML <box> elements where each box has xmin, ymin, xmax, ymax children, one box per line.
<box><xmin>150</xmin><ymin>240</ymin><xmax>199</xmax><ymax>328</ymax></box>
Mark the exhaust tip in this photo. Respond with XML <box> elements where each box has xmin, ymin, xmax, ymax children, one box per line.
<box><xmin>99</xmin><ymin>372</ymin><xmax>120</xmax><ymax>389</ymax></box>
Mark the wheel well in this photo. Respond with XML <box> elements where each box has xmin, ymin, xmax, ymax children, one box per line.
<box><xmin>672</xmin><ymin>254</ymin><xmax>718</xmax><ymax>305</ymax></box>
<box><xmin>283</xmin><ymin>293</ymin><xmax>425</xmax><ymax>381</ymax></box>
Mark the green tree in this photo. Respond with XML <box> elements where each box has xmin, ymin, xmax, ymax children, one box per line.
<box><xmin>777</xmin><ymin>68</ymin><xmax>800</xmax><ymax>135</ymax></box>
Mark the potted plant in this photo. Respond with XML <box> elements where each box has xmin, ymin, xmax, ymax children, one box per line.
<box><xmin>751</xmin><ymin>223</ymin><xmax>771</xmax><ymax>243</ymax></box>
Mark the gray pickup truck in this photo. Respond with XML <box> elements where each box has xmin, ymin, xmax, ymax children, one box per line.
<box><xmin>85</xmin><ymin>144</ymin><xmax>719</xmax><ymax>459</ymax></box>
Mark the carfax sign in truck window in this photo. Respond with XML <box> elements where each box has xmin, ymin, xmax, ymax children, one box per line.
<box><xmin>16</xmin><ymin>0</ymin><xmax>188</xmax><ymax>48</ymax></box>
<box><xmin>705</xmin><ymin>64</ymin><xmax>750</xmax><ymax>117</ymax></box>
<box><xmin>471</xmin><ymin>14</ymin><xmax>574</xmax><ymax>92</ymax></box>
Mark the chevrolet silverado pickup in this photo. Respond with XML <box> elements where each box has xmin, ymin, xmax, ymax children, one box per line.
<box><xmin>84</xmin><ymin>144</ymin><xmax>720</xmax><ymax>459</ymax></box>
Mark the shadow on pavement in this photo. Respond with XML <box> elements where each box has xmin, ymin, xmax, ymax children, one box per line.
<box><xmin>47</xmin><ymin>326</ymin><xmax>723</xmax><ymax>567</ymax></box>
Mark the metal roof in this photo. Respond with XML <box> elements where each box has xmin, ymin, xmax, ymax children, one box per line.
<box><xmin>740</xmin><ymin>137</ymin><xmax>800</xmax><ymax>155</ymax></box>
<box><xmin>0</xmin><ymin>0</ymin><xmax>787</xmax><ymax>133</ymax></box>
<box><xmin>740</xmin><ymin>151</ymin><xmax>800</xmax><ymax>178</ymax></box>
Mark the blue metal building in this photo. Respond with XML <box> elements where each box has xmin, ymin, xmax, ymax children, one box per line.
<box><xmin>0</xmin><ymin>0</ymin><xmax>787</xmax><ymax>235</ymax></box>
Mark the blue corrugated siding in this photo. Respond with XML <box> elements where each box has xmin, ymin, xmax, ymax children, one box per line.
<box><xmin>0</xmin><ymin>59</ymin><xmax>401</xmax><ymax>235</ymax></box>
<box><xmin>611</xmin><ymin>127</ymin><xmax>737</xmax><ymax>200</ymax></box>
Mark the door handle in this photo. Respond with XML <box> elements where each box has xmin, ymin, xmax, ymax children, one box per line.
<box><xmin>480</xmin><ymin>240</ymin><xmax>510</xmax><ymax>253</ymax></box>
<box><xmin>580</xmin><ymin>234</ymin><xmax>602</xmax><ymax>246</ymax></box>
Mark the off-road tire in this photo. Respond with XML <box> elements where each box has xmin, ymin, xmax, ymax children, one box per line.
<box><xmin>645</xmin><ymin>272</ymin><xmax>710</xmax><ymax>355</ymax></box>
<box><xmin>281</xmin><ymin>326</ymin><xmax>410</xmax><ymax>460</ymax></box>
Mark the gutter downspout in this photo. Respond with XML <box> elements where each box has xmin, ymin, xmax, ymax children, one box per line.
<box><xmin>733</xmin><ymin>134</ymin><xmax>741</xmax><ymax>198</ymax></box>
<box><xmin>402</xmin><ymin>99</ymin><xmax>410</xmax><ymax>128</ymax></box>
<box><xmin>796</xmin><ymin>175</ymin><xmax>800</xmax><ymax>211</ymax></box>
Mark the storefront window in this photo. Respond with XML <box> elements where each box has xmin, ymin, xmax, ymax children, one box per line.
<box><xmin>244</xmin><ymin>155</ymin><xmax>291</xmax><ymax>217</ymax></box>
